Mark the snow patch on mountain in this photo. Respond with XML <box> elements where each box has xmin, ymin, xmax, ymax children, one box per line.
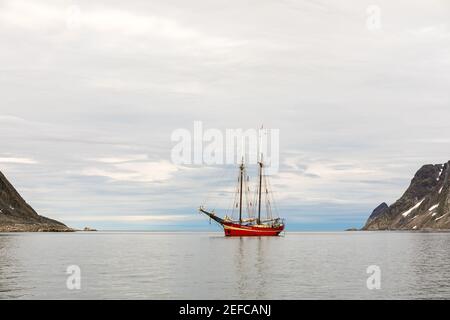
<box><xmin>401</xmin><ymin>199</ymin><xmax>425</xmax><ymax>217</ymax></box>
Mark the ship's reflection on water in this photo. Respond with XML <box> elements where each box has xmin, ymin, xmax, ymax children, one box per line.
<box><xmin>234</xmin><ymin>237</ymin><xmax>272</xmax><ymax>299</ymax></box>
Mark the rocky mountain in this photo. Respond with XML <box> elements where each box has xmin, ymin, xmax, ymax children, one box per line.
<box><xmin>0</xmin><ymin>170</ymin><xmax>72</xmax><ymax>232</ymax></box>
<box><xmin>363</xmin><ymin>161</ymin><xmax>450</xmax><ymax>230</ymax></box>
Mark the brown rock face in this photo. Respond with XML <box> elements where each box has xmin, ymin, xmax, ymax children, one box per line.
<box><xmin>363</xmin><ymin>161</ymin><xmax>450</xmax><ymax>230</ymax></box>
<box><xmin>0</xmin><ymin>170</ymin><xmax>72</xmax><ymax>232</ymax></box>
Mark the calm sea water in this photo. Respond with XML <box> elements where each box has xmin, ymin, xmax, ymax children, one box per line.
<box><xmin>1</xmin><ymin>231</ymin><xmax>450</xmax><ymax>299</ymax></box>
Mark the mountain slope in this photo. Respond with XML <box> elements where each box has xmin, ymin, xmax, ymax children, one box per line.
<box><xmin>363</xmin><ymin>161</ymin><xmax>450</xmax><ymax>230</ymax></box>
<box><xmin>0</xmin><ymin>170</ymin><xmax>72</xmax><ymax>232</ymax></box>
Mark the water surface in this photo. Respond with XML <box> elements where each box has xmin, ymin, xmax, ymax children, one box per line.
<box><xmin>1</xmin><ymin>231</ymin><xmax>450</xmax><ymax>299</ymax></box>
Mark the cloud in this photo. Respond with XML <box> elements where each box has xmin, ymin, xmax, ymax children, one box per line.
<box><xmin>81</xmin><ymin>160</ymin><xmax>179</xmax><ymax>182</ymax></box>
<box><xmin>62</xmin><ymin>214</ymin><xmax>197</xmax><ymax>222</ymax></box>
<box><xmin>92</xmin><ymin>155</ymin><xmax>149</xmax><ymax>164</ymax></box>
<box><xmin>0</xmin><ymin>156</ymin><xmax>37</xmax><ymax>164</ymax></box>
<box><xmin>89</xmin><ymin>78</ymin><xmax>206</xmax><ymax>95</ymax></box>
<box><xmin>0</xmin><ymin>0</ymin><xmax>243</xmax><ymax>49</ymax></box>
<box><xmin>1</xmin><ymin>0</ymin><xmax>449</xmax><ymax>230</ymax></box>
<box><xmin>409</xmin><ymin>24</ymin><xmax>450</xmax><ymax>39</ymax></box>
<box><xmin>0</xmin><ymin>0</ymin><xmax>60</xmax><ymax>29</ymax></box>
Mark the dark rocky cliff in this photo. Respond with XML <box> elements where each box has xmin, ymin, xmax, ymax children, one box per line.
<box><xmin>0</xmin><ymin>170</ymin><xmax>72</xmax><ymax>232</ymax></box>
<box><xmin>363</xmin><ymin>161</ymin><xmax>450</xmax><ymax>230</ymax></box>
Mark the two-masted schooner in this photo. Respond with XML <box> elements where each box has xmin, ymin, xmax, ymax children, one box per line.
<box><xmin>199</xmin><ymin>153</ymin><xmax>285</xmax><ymax>236</ymax></box>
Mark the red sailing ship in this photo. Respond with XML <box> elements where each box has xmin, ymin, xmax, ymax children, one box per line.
<box><xmin>200</xmin><ymin>154</ymin><xmax>285</xmax><ymax>237</ymax></box>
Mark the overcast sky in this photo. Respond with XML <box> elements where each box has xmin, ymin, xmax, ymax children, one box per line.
<box><xmin>1</xmin><ymin>0</ymin><xmax>449</xmax><ymax>230</ymax></box>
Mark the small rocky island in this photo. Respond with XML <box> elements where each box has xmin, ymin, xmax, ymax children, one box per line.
<box><xmin>0</xmin><ymin>170</ymin><xmax>72</xmax><ymax>232</ymax></box>
<box><xmin>363</xmin><ymin>160</ymin><xmax>449</xmax><ymax>230</ymax></box>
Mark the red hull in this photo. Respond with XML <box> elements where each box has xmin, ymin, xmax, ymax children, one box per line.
<box><xmin>222</xmin><ymin>221</ymin><xmax>284</xmax><ymax>237</ymax></box>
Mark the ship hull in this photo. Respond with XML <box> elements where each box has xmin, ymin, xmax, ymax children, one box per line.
<box><xmin>199</xmin><ymin>208</ymin><xmax>284</xmax><ymax>237</ymax></box>
<box><xmin>222</xmin><ymin>222</ymin><xmax>284</xmax><ymax>237</ymax></box>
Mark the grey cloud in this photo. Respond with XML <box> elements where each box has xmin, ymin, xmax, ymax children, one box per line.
<box><xmin>1</xmin><ymin>0</ymin><xmax>449</xmax><ymax>229</ymax></box>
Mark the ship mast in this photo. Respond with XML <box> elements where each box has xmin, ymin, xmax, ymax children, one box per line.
<box><xmin>239</xmin><ymin>158</ymin><xmax>244</xmax><ymax>224</ymax></box>
<box><xmin>257</xmin><ymin>156</ymin><xmax>263</xmax><ymax>225</ymax></box>
<box><xmin>257</xmin><ymin>126</ymin><xmax>264</xmax><ymax>225</ymax></box>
